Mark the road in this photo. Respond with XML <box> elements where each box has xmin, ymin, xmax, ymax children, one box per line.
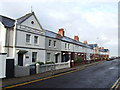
<box><xmin>12</xmin><ymin>59</ymin><xmax>120</xmax><ymax>88</ymax></box>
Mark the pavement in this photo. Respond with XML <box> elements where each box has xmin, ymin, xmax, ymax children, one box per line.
<box><xmin>1</xmin><ymin>60</ymin><xmax>104</xmax><ymax>89</ymax></box>
<box><xmin>9</xmin><ymin>59</ymin><xmax>119</xmax><ymax>89</ymax></box>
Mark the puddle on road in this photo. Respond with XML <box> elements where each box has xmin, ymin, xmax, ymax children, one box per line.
<box><xmin>109</xmin><ymin>67</ymin><xmax>116</xmax><ymax>70</ymax></box>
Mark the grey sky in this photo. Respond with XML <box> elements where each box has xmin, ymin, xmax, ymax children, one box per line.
<box><xmin>0</xmin><ymin>0</ymin><xmax>118</xmax><ymax>56</ymax></box>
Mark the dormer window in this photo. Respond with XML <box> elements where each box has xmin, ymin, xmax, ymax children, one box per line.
<box><xmin>31</xmin><ymin>21</ymin><xmax>34</xmax><ymax>24</ymax></box>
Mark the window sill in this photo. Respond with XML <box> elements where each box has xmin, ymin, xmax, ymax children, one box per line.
<box><xmin>54</xmin><ymin>47</ymin><xmax>56</xmax><ymax>49</ymax></box>
<box><xmin>49</xmin><ymin>46</ymin><xmax>52</xmax><ymax>48</ymax></box>
<box><xmin>26</xmin><ymin>43</ymin><xmax>31</xmax><ymax>45</ymax></box>
<box><xmin>34</xmin><ymin>44</ymin><xmax>39</xmax><ymax>46</ymax></box>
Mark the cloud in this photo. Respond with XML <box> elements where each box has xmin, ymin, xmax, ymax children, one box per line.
<box><xmin>0</xmin><ymin>0</ymin><xmax>118</xmax><ymax>56</ymax></box>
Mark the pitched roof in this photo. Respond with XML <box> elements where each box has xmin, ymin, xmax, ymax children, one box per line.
<box><xmin>17</xmin><ymin>12</ymin><xmax>33</xmax><ymax>24</ymax></box>
<box><xmin>0</xmin><ymin>15</ymin><xmax>15</xmax><ymax>28</ymax></box>
<box><xmin>45</xmin><ymin>29</ymin><xmax>91</xmax><ymax>48</ymax></box>
<box><xmin>89</xmin><ymin>44</ymin><xmax>98</xmax><ymax>49</ymax></box>
<box><xmin>16</xmin><ymin>12</ymin><xmax>43</xmax><ymax>30</ymax></box>
<box><xmin>104</xmin><ymin>49</ymin><xmax>109</xmax><ymax>52</ymax></box>
<box><xmin>99</xmin><ymin>48</ymin><xmax>109</xmax><ymax>52</ymax></box>
<box><xmin>45</xmin><ymin>29</ymin><xmax>59</xmax><ymax>39</ymax></box>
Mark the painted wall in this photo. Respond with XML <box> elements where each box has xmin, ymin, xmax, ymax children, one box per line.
<box><xmin>45</xmin><ymin>50</ymin><xmax>61</xmax><ymax>63</ymax></box>
<box><xmin>45</xmin><ymin>37</ymin><xmax>61</xmax><ymax>51</ymax></box>
<box><xmin>14</xmin><ymin>48</ymin><xmax>45</xmax><ymax>66</ymax></box>
<box><xmin>16</xmin><ymin>30</ymin><xmax>45</xmax><ymax>49</ymax></box>
<box><xmin>61</xmin><ymin>41</ymin><xmax>74</xmax><ymax>52</ymax></box>
<box><xmin>0</xmin><ymin>23</ymin><xmax>7</xmax><ymax>53</ymax></box>
<box><xmin>0</xmin><ymin>53</ymin><xmax>6</xmax><ymax>78</ymax></box>
<box><xmin>21</xmin><ymin>15</ymin><xmax>42</xmax><ymax>30</ymax></box>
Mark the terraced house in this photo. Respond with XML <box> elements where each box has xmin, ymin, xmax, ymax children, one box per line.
<box><xmin>0</xmin><ymin>11</ymin><xmax>109</xmax><ymax>71</ymax></box>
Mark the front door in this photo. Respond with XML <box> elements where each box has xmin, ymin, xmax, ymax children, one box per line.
<box><xmin>6</xmin><ymin>59</ymin><xmax>14</xmax><ymax>78</ymax></box>
<box><xmin>18</xmin><ymin>53</ymin><xmax>23</xmax><ymax>66</ymax></box>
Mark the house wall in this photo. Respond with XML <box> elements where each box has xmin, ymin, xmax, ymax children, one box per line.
<box><xmin>14</xmin><ymin>14</ymin><xmax>46</xmax><ymax>66</ymax></box>
<box><xmin>16</xmin><ymin>30</ymin><xmax>45</xmax><ymax>49</ymax></box>
<box><xmin>0</xmin><ymin>22</ymin><xmax>16</xmax><ymax>57</ymax></box>
<box><xmin>14</xmin><ymin>48</ymin><xmax>45</xmax><ymax>66</ymax></box>
<box><xmin>21</xmin><ymin>15</ymin><xmax>42</xmax><ymax>30</ymax></box>
<box><xmin>61</xmin><ymin>41</ymin><xmax>73</xmax><ymax>52</ymax></box>
<box><xmin>73</xmin><ymin>44</ymin><xmax>83</xmax><ymax>53</ymax></box>
<box><xmin>0</xmin><ymin>23</ymin><xmax>7</xmax><ymax>53</ymax></box>
<box><xmin>14</xmin><ymin>27</ymin><xmax>46</xmax><ymax>65</ymax></box>
<box><xmin>45</xmin><ymin>37</ymin><xmax>61</xmax><ymax>51</ymax></box>
<box><xmin>0</xmin><ymin>53</ymin><xmax>7</xmax><ymax>78</ymax></box>
<box><xmin>45</xmin><ymin>37</ymin><xmax>61</xmax><ymax>63</ymax></box>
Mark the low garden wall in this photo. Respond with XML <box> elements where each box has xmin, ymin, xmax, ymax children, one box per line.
<box><xmin>14</xmin><ymin>62</ymin><xmax>70</xmax><ymax>77</ymax></box>
<box><xmin>36</xmin><ymin>62</ymin><xmax>70</xmax><ymax>74</ymax></box>
<box><xmin>15</xmin><ymin>65</ymin><xmax>30</xmax><ymax>77</ymax></box>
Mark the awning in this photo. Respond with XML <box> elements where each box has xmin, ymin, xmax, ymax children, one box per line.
<box><xmin>17</xmin><ymin>50</ymin><xmax>28</xmax><ymax>54</ymax></box>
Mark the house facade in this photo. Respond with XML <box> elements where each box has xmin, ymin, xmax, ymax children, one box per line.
<box><xmin>15</xmin><ymin>12</ymin><xmax>46</xmax><ymax>66</ymax></box>
<box><xmin>0</xmin><ymin>11</ymin><xmax>109</xmax><ymax>67</ymax></box>
<box><xmin>45</xmin><ymin>29</ymin><xmax>62</xmax><ymax>63</ymax></box>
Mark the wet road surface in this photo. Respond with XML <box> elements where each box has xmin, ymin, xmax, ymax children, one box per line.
<box><xmin>14</xmin><ymin>59</ymin><xmax>119</xmax><ymax>88</ymax></box>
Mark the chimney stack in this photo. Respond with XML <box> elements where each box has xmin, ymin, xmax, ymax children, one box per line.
<box><xmin>101</xmin><ymin>47</ymin><xmax>104</xmax><ymax>50</ymax></box>
<box><xmin>83</xmin><ymin>41</ymin><xmax>88</xmax><ymax>44</ymax></box>
<box><xmin>58</xmin><ymin>28</ymin><xmax>65</xmax><ymax>36</ymax></box>
<box><xmin>100</xmin><ymin>47</ymin><xmax>104</xmax><ymax>50</ymax></box>
<box><xmin>74</xmin><ymin>36</ymin><xmax>79</xmax><ymax>41</ymax></box>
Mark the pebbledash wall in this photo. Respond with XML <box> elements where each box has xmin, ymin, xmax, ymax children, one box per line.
<box><xmin>0</xmin><ymin>11</ymin><xmax>109</xmax><ymax>77</ymax></box>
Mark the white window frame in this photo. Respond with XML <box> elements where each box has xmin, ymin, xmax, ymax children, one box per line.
<box><xmin>46</xmin><ymin>53</ymin><xmax>51</xmax><ymax>62</ymax></box>
<box><xmin>54</xmin><ymin>40</ymin><xmax>56</xmax><ymax>48</ymax></box>
<box><xmin>26</xmin><ymin>34</ymin><xmax>31</xmax><ymax>44</ymax></box>
<box><xmin>65</xmin><ymin>43</ymin><xmax>67</xmax><ymax>49</ymax></box>
<box><xmin>32</xmin><ymin>52</ymin><xmax>37</xmax><ymax>62</ymax></box>
<box><xmin>34</xmin><ymin>36</ymin><xmax>39</xmax><ymax>45</ymax></box>
<box><xmin>49</xmin><ymin>40</ymin><xmax>52</xmax><ymax>47</ymax></box>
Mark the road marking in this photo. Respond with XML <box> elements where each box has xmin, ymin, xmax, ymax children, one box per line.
<box><xmin>110</xmin><ymin>77</ymin><xmax>120</xmax><ymax>90</ymax></box>
<box><xmin>3</xmin><ymin>62</ymin><xmax>99</xmax><ymax>89</ymax></box>
<box><xmin>3</xmin><ymin>67</ymin><xmax>85</xmax><ymax>89</ymax></box>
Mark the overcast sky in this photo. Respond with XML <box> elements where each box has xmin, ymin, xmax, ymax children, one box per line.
<box><xmin>0</xmin><ymin>0</ymin><xmax>118</xmax><ymax>56</ymax></box>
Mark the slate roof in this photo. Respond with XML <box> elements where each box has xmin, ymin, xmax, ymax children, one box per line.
<box><xmin>45</xmin><ymin>29</ymin><xmax>58</xmax><ymax>39</ymax></box>
<box><xmin>104</xmin><ymin>49</ymin><xmax>109</xmax><ymax>52</ymax></box>
<box><xmin>45</xmin><ymin>29</ymin><xmax>91</xmax><ymax>48</ymax></box>
<box><xmin>0</xmin><ymin>15</ymin><xmax>15</xmax><ymax>28</ymax></box>
<box><xmin>99</xmin><ymin>49</ymin><xmax>109</xmax><ymax>52</ymax></box>
<box><xmin>89</xmin><ymin>44</ymin><xmax>98</xmax><ymax>49</ymax></box>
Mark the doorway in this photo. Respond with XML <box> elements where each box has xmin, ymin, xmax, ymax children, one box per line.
<box><xmin>6</xmin><ymin>59</ymin><xmax>14</xmax><ymax>78</ymax></box>
<box><xmin>18</xmin><ymin>53</ymin><xmax>23</xmax><ymax>66</ymax></box>
<box><xmin>55</xmin><ymin>54</ymin><xmax>59</xmax><ymax>63</ymax></box>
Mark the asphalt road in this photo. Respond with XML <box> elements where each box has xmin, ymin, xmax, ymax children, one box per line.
<box><xmin>14</xmin><ymin>59</ymin><xmax>119</xmax><ymax>88</ymax></box>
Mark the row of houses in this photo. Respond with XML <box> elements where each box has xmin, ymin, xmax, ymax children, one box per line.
<box><xmin>0</xmin><ymin>11</ymin><xmax>109</xmax><ymax>67</ymax></box>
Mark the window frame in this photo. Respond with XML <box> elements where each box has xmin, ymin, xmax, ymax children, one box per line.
<box><xmin>54</xmin><ymin>41</ymin><xmax>56</xmax><ymax>48</ymax></box>
<box><xmin>26</xmin><ymin>34</ymin><xmax>31</xmax><ymax>44</ymax></box>
<box><xmin>46</xmin><ymin>53</ymin><xmax>51</xmax><ymax>62</ymax></box>
<box><xmin>49</xmin><ymin>40</ymin><xmax>52</xmax><ymax>47</ymax></box>
<box><xmin>32</xmin><ymin>52</ymin><xmax>37</xmax><ymax>62</ymax></box>
<box><xmin>65</xmin><ymin>43</ymin><xmax>67</xmax><ymax>49</ymax></box>
<box><xmin>34</xmin><ymin>36</ymin><xmax>39</xmax><ymax>45</ymax></box>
